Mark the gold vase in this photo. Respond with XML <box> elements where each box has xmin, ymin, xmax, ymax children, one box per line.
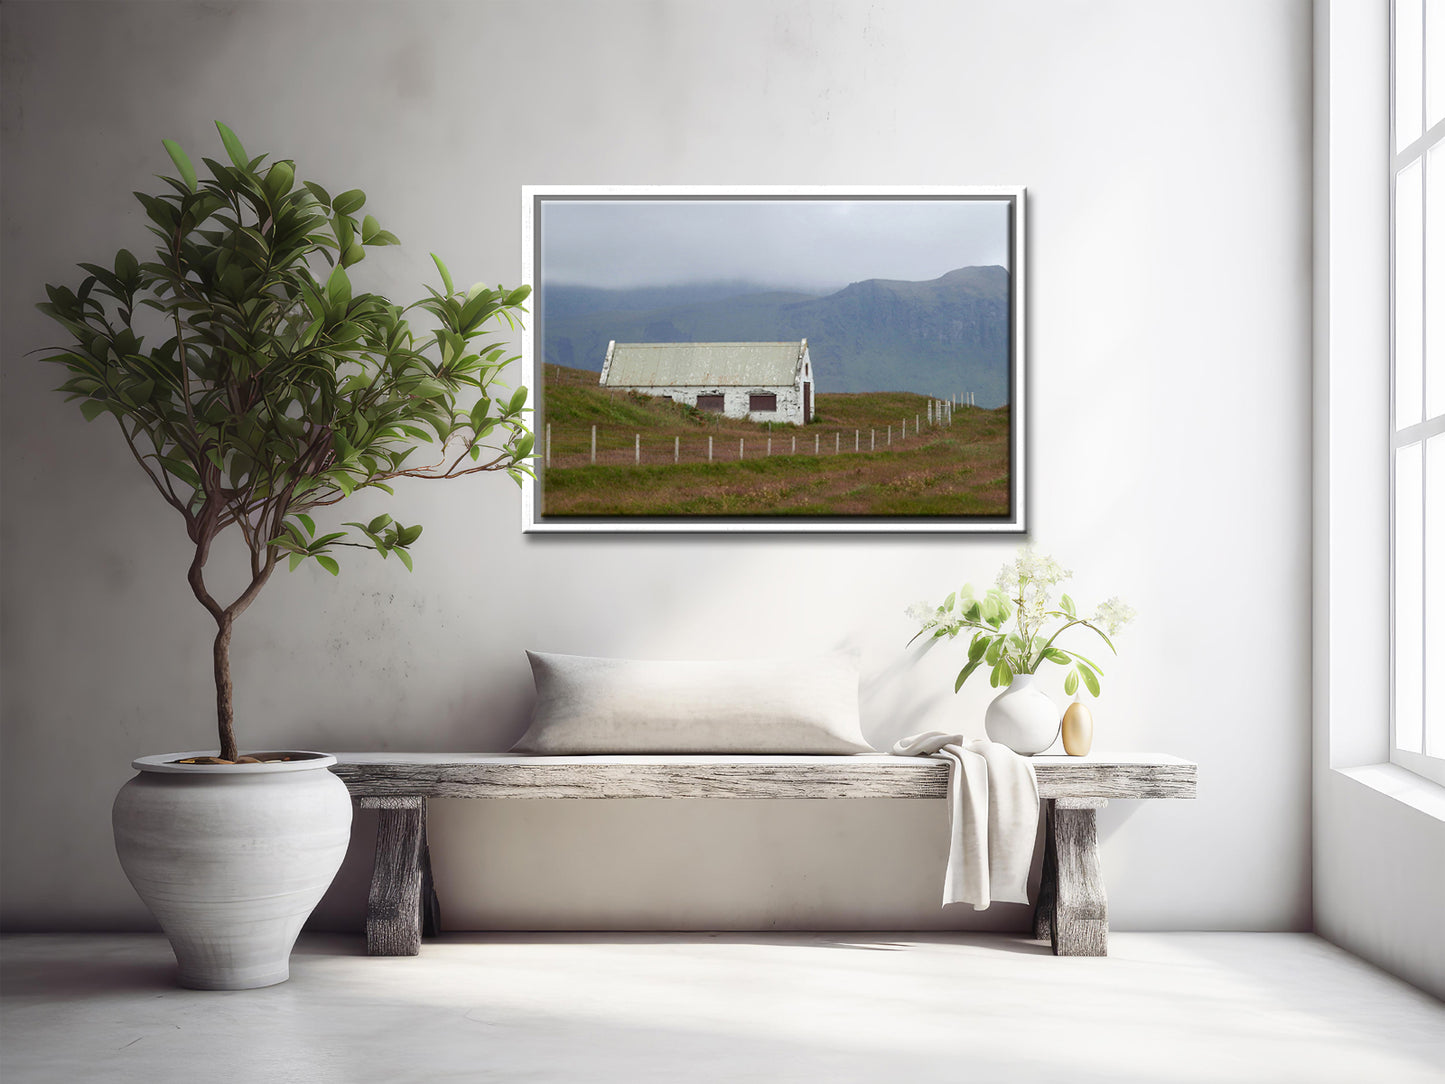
<box><xmin>1061</xmin><ymin>698</ymin><xmax>1094</xmax><ymax>756</ymax></box>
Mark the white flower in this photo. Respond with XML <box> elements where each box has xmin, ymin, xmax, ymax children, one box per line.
<box><xmin>1092</xmin><ymin>596</ymin><xmax>1136</xmax><ymax>635</ymax></box>
<box><xmin>996</xmin><ymin>546</ymin><xmax>1071</xmax><ymax>623</ymax></box>
<box><xmin>906</xmin><ymin>601</ymin><xmax>937</xmax><ymax>626</ymax></box>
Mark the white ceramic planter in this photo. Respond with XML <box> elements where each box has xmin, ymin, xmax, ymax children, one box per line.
<box><xmin>112</xmin><ymin>751</ymin><xmax>352</xmax><ymax>990</ymax></box>
<box><xmin>984</xmin><ymin>673</ymin><xmax>1061</xmax><ymax>755</ymax></box>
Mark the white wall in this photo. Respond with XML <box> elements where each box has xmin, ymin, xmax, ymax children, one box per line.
<box><xmin>1312</xmin><ymin>0</ymin><xmax>1445</xmax><ymax>1001</ymax></box>
<box><xmin>0</xmin><ymin>0</ymin><xmax>1313</xmax><ymax>934</ymax></box>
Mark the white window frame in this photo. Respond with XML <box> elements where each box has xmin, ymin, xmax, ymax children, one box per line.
<box><xmin>1391</xmin><ymin>0</ymin><xmax>1445</xmax><ymax>786</ymax></box>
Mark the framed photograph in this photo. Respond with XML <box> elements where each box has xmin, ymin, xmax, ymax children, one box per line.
<box><xmin>520</xmin><ymin>185</ymin><xmax>1026</xmax><ymax>533</ymax></box>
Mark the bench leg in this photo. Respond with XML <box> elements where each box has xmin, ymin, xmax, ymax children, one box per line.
<box><xmin>1032</xmin><ymin>799</ymin><xmax>1056</xmax><ymax>942</ymax></box>
<box><xmin>420</xmin><ymin>805</ymin><xmax>441</xmax><ymax>939</ymax></box>
<box><xmin>360</xmin><ymin>796</ymin><xmax>425</xmax><ymax>956</ymax></box>
<box><xmin>1049</xmin><ymin>798</ymin><xmax>1108</xmax><ymax>957</ymax></box>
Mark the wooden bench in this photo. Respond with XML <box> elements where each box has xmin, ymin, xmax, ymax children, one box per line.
<box><xmin>330</xmin><ymin>752</ymin><xmax>1197</xmax><ymax>958</ymax></box>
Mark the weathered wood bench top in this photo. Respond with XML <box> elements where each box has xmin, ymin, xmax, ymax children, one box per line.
<box><xmin>331</xmin><ymin>752</ymin><xmax>1197</xmax><ymax>801</ymax></box>
<box><xmin>331</xmin><ymin>751</ymin><xmax>1197</xmax><ymax>961</ymax></box>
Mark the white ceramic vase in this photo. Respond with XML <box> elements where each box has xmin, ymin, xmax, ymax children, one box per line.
<box><xmin>984</xmin><ymin>673</ymin><xmax>1061</xmax><ymax>755</ymax></box>
<box><xmin>112</xmin><ymin>751</ymin><xmax>353</xmax><ymax>990</ymax></box>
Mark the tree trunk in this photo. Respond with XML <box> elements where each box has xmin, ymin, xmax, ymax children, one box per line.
<box><xmin>213</xmin><ymin>616</ymin><xmax>237</xmax><ymax>761</ymax></box>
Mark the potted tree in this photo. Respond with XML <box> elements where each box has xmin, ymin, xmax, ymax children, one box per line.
<box><xmin>37</xmin><ymin>123</ymin><xmax>533</xmax><ymax>989</ymax></box>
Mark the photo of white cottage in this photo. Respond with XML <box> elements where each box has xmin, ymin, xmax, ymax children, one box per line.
<box><xmin>598</xmin><ymin>339</ymin><xmax>815</xmax><ymax>425</ymax></box>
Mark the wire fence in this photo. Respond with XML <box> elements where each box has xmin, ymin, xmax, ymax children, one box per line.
<box><xmin>544</xmin><ymin>398</ymin><xmax>970</xmax><ymax>469</ymax></box>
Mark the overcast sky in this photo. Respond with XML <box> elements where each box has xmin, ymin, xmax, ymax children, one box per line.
<box><xmin>540</xmin><ymin>197</ymin><xmax>1010</xmax><ymax>293</ymax></box>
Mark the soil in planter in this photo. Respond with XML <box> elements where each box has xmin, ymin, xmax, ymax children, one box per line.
<box><xmin>172</xmin><ymin>755</ymin><xmax>300</xmax><ymax>765</ymax></box>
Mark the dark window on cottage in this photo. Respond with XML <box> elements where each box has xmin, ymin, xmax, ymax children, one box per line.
<box><xmin>696</xmin><ymin>394</ymin><xmax>725</xmax><ymax>412</ymax></box>
<box><xmin>749</xmin><ymin>393</ymin><xmax>778</xmax><ymax>412</ymax></box>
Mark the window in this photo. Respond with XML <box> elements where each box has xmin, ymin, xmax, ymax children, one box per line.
<box><xmin>749</xmin><ymin>393</ymin><xmax>778</xmax><ymax>412</ymax></box>
<box><xmin>696</xmin><ymin>394</ymin><xmax>724</xmax><ymax>412</ymax></box>
<box><xmin>1392</xmin><ymin>0</ymin><xmax>1445</xmax><ymax>783</ymax></box>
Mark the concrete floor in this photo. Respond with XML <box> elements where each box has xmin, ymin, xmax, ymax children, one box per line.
<box><xmin>1</xmin><ymin>932</ymin><xmax>1442</xmax><ymax>1083</ymax></box>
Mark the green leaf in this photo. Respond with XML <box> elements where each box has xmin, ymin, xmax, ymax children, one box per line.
<box><xmin>296</xmin><ymin>513</ymin><xmax>316</xmax><ymax>537</ymax></box>
<box><xmin>396</xmin><ymin>523</ymin><xmax>422</xmax><ymax>546</ymax></box>
<box><xmin>1077</xmin><ymin>664</ymin><xmax>1100</xmax><ymax>697</ymax></box>
<box><xmin>1064</xmin><ymin>670</ymin><xmax>1080</xmax><ymax>696</ymax></box>
<box><xmin>288</xmin><ymin>553</ymin><xmax>305</xmax><ymax>572</ymax></box>
<box><xmin>303</xmin><ymin>181</ymin><xmax>332</xmax><ymax>208</ymax></box>
<box><xmin>990</xmin><ymin>659</ymin><xmax>1011</xmax><ymax>688</ymax></box>
<box><xmin>1061</xmin><ymin>593</ymin><xmax>1076</xmax><ymax>617</ymax></box>
<box><xmin>430</xmin><ymin>253</ymin><xmax>454</xmax><ymax>296</ymax></box>
<box><xmin>507</xmin><ymin>385</ymin><xmax>528</xmax><ymax>414</ymax></box>
<box><xmin>215</xmin><ymin>121</ymin><xmax>250</xmax><ymax>170</ymax></box>
<box><xmin>314</xmin><ymin>554</ymin><xmax>340</xmax><ymax>577</ymax></box>
<box><xmin>79</xmin><ymin>399</ymin><xmax>109</xmax><ymax>422</ymax></box>
<box><xmin>361</xmin><ymin>214</ymin><xmax>380</xmax><ymax>243</ymax></box>
<box><xmin>985</xmin><ymin>635</ymin><xmax>1004</xmax><ymax>666</ymax></box>
<box><xmin>367</xmin><ymin>513</ymin><xmax>393</xmax><ymax>534</ymax></box>
<box><xmin>955</xmin><ymin>658</ymin><xmax>982</xmax><ymax>692</ymax></box>
<box><xmin>332</xmin><ymin>189</ymin><xmax>366</xmax><ymax>216</ymax></box>
<box><xmin>341</xmin><ymin>242</ymin><xmax>365</xmax><ymax>268</ymax></box>
<box><xmin>114</xmin><ymin>249</ymin><xmax>139</xmax><ymax>286</ymax></box>
<box><xmin>967</xmin><ymin>633</ymin><xmax>989</xmax><ymax>663</ymax></box>
<box><xmin>395</xmin><ymin>548</ymin><xmax>413</xmax><ymax>572</ymax></box>
<box><xmin>162</xmin><ymin>139</ymin><xmax>197</xmax><ymax>192</ymax></box>
<box><xmin>326</xmin><ymin>264</ymin><xmax>352</xmax><ymax>306</ymax></box>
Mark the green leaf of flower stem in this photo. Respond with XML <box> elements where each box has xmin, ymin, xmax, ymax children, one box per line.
<box><xmin>1077</xmin><ymin>663</ymin><xmax>1100</xmax><ymax>697</ymax></box>
<box><xmin>79</xmin><ymin>399</ymin><xmax>109</xmax><ymax>422</ymax></box>
<box><xmin>1064</xmin><ymin>670</ymin><xmax>1080</xmax><ymax>696</ymax></box>
<box><xmin>985</xmin><ymin>636</ymin><xmax>1003</xmax><ymax>666</ymax></box>
<box><xmin>367</xmin><ymin>513</ymin><xmax>392</xmax><ymax>533</ymax></box>
<box><xmin>990</xmin><ymin>659</ymin><xmax>1011</xmax><ymax>688</ymax></box>
<box><xmin>295</xmin><ymin>513</ymin><xmax>316</xmax><ymax>537</ymax></box>
<box><xmin>162</xmin><ymin>139</ymin><xmax>198</xmax><ymax>192</ymax></box>
<box><xmin>361</xmin><ymin>214</ymin><xmax>380</xmax><ymax>243</ymax></box>
<box><xmin>967</xmin><ymin>633</ymin><xmax>989</xmax><ymax>663</ymax></box>
<box><xmin>1061</xmin><ymin>593</ymin><xmax>1076</xmax><ymax>617</ymax></box>
<box><xmin>215</xmin><ymin>122</ymin><xmax>250</xmax><ymax>170</ymax></box>
<box><xmin>315</xmin><ymin>555</ymin><xmax>340</xmax><ymax>577</ymax></box>
<box><xmin>396</xmin><ymin>548</ymin><xmax>414</xmax><ymax>571</ymax></box>
<box><xmin>955</xmin><ymin>658</ymin><xmax>982</xmax><ymax>692</ymax></box>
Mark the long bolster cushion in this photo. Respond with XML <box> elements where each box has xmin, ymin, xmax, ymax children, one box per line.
<box><xmin>510</xmin><ymin>651</ymin><xmax>875</xmax><ymax>755</ymax></box>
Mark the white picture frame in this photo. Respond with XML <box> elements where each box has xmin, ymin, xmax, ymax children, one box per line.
<box><xmin>521</xmin><ymin>185</ymin><xmax>1026</xmax><ymax>533</ymax></box>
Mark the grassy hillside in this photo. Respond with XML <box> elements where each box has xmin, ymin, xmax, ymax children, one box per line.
<box><xmin>537</xmin><ymin>365</ymin><xmax>1010</xmax><ymax>518</ymax></box>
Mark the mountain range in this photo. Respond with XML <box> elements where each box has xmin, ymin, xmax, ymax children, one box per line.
<box><xmin>539</xmin><ymin>266</ymin><xmax>1011</xmax><ymax>406</ymax></box>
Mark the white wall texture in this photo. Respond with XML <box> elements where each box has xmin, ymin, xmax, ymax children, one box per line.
<box><xmin>0</xmin><ymin>0</ymin><xmax>1313</xmax><ymax>934</ymax></box>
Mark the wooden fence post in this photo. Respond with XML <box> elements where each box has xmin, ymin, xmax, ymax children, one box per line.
<box><xmin>855</xmin><ymin>430</ymin><xmax>859</xmax><ymax>452</ymax></box>
<box><xmin>590</xmin><ymin>425</ymin><xmax>596</xmax><ymax>464</ymax></box>
<box><xmin>635</xmin><ymin>433</ymin><xmax>640</xmax><ymax>465</ymax></box>
<box><xmin>814</xmin><ymin>434</ymin><xmax>820</xmax><ymax>454</ymax></box>
<box><xmin>835</xmin><ymin>432</ymin><xmax>840</xmax><ymax>454</ymax></box>
<box><xmin>674</xmin><ymin>436</ymin><xmax>680</xmax><ymax>464</ymax></box>
<box><xmin>871</xmin><ymin>428</ymin><xmax>875</xmax><ymax>451</ymax></box>
<box><xmin>546</xmin><ymin>423</ymin><xmax>552</xmax><ymax>468</ymax></box>
<box><xmin>739</xmin><ymin>437</ymin><xmax>744</xmax><ymax>460</ymax></box>
<box><xmin>767</xmin><ymin>437</ymin><xmax>772</xmax><ymax>456</ymax></box>
<box><xmin>792</xmin><ymin>436</ymin><xmax>797</xmax><ymax>455</ymax></box>
<box><xmin>708</xmin><ymin>436</ymin><xmax>713</xmax><ymax>462</ymax></box>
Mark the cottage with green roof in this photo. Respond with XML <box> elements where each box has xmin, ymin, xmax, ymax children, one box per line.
<box><xmin>598</xmin><ymin>340</ymin><xmax>815</xmax><ymax>426</ymax></box>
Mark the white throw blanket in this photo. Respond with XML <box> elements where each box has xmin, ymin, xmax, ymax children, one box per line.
<box><xmin>891</xmin><ymin>732</ymin><xmax>1040</xmax><ymax>910</ymax></box>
